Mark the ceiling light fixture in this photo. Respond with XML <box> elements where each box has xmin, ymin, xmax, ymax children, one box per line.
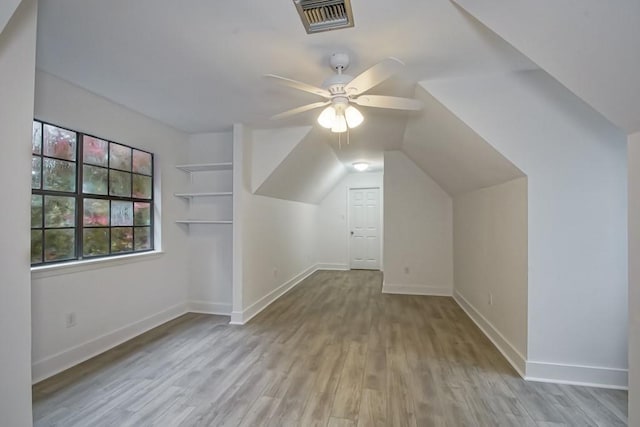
<box><xmin>353</xmin><ymin>162</ymin><xmax>369</xmax><ymax>172</ymax></box>
<box><xmin>317</xmin><ymin>98</ymin><xmax>363</xmax><ymax>133</ymax></box>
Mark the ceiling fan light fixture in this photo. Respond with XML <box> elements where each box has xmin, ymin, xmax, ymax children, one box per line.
<box><xmin>353</xmin><ymin>162</ymin><xmax>369</xmax><ymax>172</ymax></box>
<box><xmin>344</xmin><ymin>105</ymin><xmax>363</xmax><ymax>128</ymax></box>
<box><xmin>331</xmin><ymin>114</ymin><xmax>347</xmax><ymax>133</ymax></box>
<box><xmin>317</xmin><ymin>106</ymin><xmax>336</xmax><ymax>129</ymax></box>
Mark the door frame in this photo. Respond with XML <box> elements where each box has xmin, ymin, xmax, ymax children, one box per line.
<box><xmin>347</xmin><ymin>186</ymin><xmax>383</xmax><ymax>270</ymax></box>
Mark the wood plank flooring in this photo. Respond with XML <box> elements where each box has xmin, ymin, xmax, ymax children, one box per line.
<box><xmin>33</xmin><ymin>270</ymin><xmax>628</xmax><ymax>426</ymax></box>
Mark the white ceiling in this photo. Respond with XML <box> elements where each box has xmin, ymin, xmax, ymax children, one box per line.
<box><xmin>452</xmin><ymin>0</ymin><xmax>640</xmax><ymax>134</ymax></box>
<box><xmin>36</xmin><ymin>0</ymin><xmax>535</xmax><ymax>148</ymax></box>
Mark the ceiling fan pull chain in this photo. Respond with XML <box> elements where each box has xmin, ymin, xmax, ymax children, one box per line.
<box><xmin>338</xmin><ymin>132</ymin><xmax>342</xmax><ymax>150</ymax></box>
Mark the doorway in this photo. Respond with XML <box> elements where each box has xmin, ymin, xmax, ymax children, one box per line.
<box><xmin>348</xmin><ymin>187</ymin><xmax>381</xmax><ymax>270</ymax></box>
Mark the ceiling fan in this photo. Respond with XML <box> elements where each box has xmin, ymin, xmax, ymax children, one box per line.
<box><xmin>266</xmin><ymin>53</ymin><xmax>423</xmax><ymax>133</ymax></box>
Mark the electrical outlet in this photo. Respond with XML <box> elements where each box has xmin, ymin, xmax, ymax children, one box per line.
<box><xmin>488</xmin><ymin>293</ymin><xmax>494</xmax><ymax>306</ymax></box>
<box><xmin>65</xmin><ymin>312</ymin><xmax>77</xmax><ymax>328</ymax></box>
<box><xmin>404</xmin><ymin>266</ymin><xmax>410</xmax><ymax>274</ymax></box>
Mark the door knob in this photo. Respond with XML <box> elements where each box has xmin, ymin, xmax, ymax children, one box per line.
<box><xmin>351</xmin><ymin>231</ymin><xmax>354</xmax><ymax>235</ymax></box>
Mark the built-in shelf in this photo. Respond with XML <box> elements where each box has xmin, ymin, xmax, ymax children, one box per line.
<box><xmin>175</xmin><ymin>162</ymin><xmax>233</xmax><ymax>173</ymax></box>
<box><xmin>175</xmin><ymin>220</ymin><xmax>233</xmax><ymax>224</ymax></box>
<box><xmin>175</xmin><ymin>160</ymin><xmax>232</xmax><ymax>227</ymax></box>
<box><xmin>174</xmin><ymin>192</ymin><xmax>233</xmax><ymax>199</ymax></box>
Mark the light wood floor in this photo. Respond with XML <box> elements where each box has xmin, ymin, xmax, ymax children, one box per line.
<box><xmin>33</xmin><ymin>270</ymin><xmax>628</xmax><ymax>426</ymax></box>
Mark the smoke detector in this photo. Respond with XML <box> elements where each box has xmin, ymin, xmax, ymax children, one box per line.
<box><xmin>293</xmin><ymin>0</ymin><xmax>355</xmax><ymax>34</ymax></box>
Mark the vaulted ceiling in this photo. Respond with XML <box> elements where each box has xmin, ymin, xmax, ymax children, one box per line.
<box><xmin>36</xmin><ymin>0</ymin><xmax>535</xmax><ymax>166</ymax></box>
<box><xmin>34</xmin><ymin>0</ymin><xmax>640</xmax><ymax>190</ymax></box>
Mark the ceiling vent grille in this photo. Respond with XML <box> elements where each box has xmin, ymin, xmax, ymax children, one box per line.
<box><xmin>294</xmin><ymin>0</ymin><xmax>354</xmax><ymax>34</ymax></box>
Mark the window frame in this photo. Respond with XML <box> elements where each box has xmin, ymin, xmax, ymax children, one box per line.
<box><xmin>31</xmin><ymin>119</ymin><xmax>155</xmax><ymax>266</ymax></box>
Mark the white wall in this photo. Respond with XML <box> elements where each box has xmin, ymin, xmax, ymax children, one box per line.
<box><xmin>402</xmin><ymin>84</ymin><xmax>524</xmax><ymax>196</ymax></box>
<box><xmin>251</xmin><ymin>126</ymin><xmax>311</xmax><ymax>193</ymax></box>
<box><xmin>0</xmin><ymin>0</ymin><xmax>36</xmax><ymax>425</ymax></box>
<box><xmin>453</xmin><ymin>177</ymin><xmax>528</xmax><ymax>373</ymax></box>
<box><xmin>383</xmin><ymin>151</ymin><xmax>453</xmax><ymax>296</ymax></box>
<box><xmin>253</xmin><ymin>127</ymin><xmax>346</xmax><ymax>205</ymax></box>
<box><xmin>0</xmin><ymin>0</ymin><xmax>21</xmax><ymax>37</ymax></box>
<box><xmin>424</xmin><ymin>70</ymin><xmax>628</xmax><ymax>387</ymax></box>
<box><xmin>629</xmin><ymin>131</ymin><xmax>640</xmax><ymax>424</ymax></box>
<box><xmin>186</xmin><ymin>132</ymin><xmax>233</xmax><ymax>314</ymax></box>
<box><xmin>31</xmin><ymin>71</ymin><xmax>191</xmax><ymax>382</ymax></box>
<box><xmin>232</xmin><ymin>124</ymin><xmax>318</xmax><ymax>324</ymax></box>
<box><xmin>452</xmin><ymin>0</ymin><xmax>640</xmax><ymax>133</ymax></box>
<box><xmin>317</xmin><ymin>171</ymin><xmax>384</xmax><ymax>269</ymax></box>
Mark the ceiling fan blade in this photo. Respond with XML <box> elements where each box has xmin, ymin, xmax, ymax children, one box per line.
<box><xmin>352</xmin><ymin>95</ymin><xmax>423</xmax><ymax>111</ymax></box>
<box><xmin>264</xmin><ymin>74</ymin><xmax>331</xmax><ymax>98</ymax></box>
<box><xmin>346</xmin><ymin>57</ymin><xmax>405</xmax><ymax>95</ymax></box>
<box><xmin>270</xmin><ymin>101</ymin><xmax>331</xmax><ymax>120</ymax></box>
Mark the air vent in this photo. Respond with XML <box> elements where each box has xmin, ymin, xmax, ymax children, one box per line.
<box><xmin>294</xmin><ymin>0</ymin><xmax>354</xmax><ymax>34</ymax></box>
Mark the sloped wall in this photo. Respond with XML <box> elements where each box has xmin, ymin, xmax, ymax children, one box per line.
<box><xmin>399</xmin><ymin>79</ymin><xmax>528</xmax><ymax>376</ymax></box>
<box><xmin>452</xmin><ymin>0</ymin><xmax>640</xmax><ymax>133</ymax></box>
<box><xmin>252</xmin><ymin>127</ymin><xmax>346</xmax><ymax>204</ymax></box>
<box><xmin>0</xmin><ymin>0</ymin><xmax>36</xmax><ymax>424</ymax></box>
<box><xmin>403</xmin><ymin>84</ymin><xmax>524</xmax><ymax>195</ymax></box>
<box><xmin>251</xmin><ymin>126</ymin><xmax>312</xmax><ymax>193</ymax></box>
<box><xmin>0</xmin><ymin>0</ymin><xmax>21</xmax><ymax>38</ymax></box>
<box><xmin>424</xmin><ymin>70</ymin><xmax>628</xmax><ymax>387</ymax></box>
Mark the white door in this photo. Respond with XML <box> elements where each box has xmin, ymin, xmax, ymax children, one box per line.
<box><xmin>349</xmin><ymin>188</ymin><xmax>380</xmax><ymax>270</ymax></box>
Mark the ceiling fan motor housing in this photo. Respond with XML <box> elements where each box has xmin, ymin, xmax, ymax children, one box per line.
<box><xmin>323</xmin><ymin>73</ymin><xmax>353</xmax><ymax>95</ymax></box>
<box><xmin>330</xmin><ymin>52</ymin><xmax>350</xmax><ymax>71</ymax></box>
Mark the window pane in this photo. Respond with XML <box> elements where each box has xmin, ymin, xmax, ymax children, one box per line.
<box><xmin>31</xmin><ymin>195</ymin><xmax>42</xmax><ymax>228</ymax></box>
<box><xmin>134</xmin><ymin>227</ymin><xmax>151</xmax><ymax>250</ymax></box>
<box><xmin>109</xmin><ymin>170</ymin><xmax>131</xmax><ymax>197</ymax></box>
<box><xmin>111</xmin><ymin>201</ymin><xmax>133</xmax><ymax>226</ymax></box>
<box><xmin>111</xmin><ymin>227</ymin><xmax>133</xmax><ymax>253</ymax></box>
<box><xmin>132</xmin><ymin>174</ymin><xmax>152</xmax><ymax>199</ymax></box>
<box><xmin>134</xmin><ymin>202</ymin><xmax>151</xmax><ymax>226</ymax></box>
<box><xmin>44</xmin><ymin>229</ymin><xmax>75</xmax><ymax>261</ymax></box>
<box><xmin>44</xmin><ymin>195</ymin><xmax>76</xmax><ymax>228</ymax></box>
<box><xmin>32</xmin><ymin>156</ymin><xmax>41</xmax><ymax>189</ymax></box>
<box><xmin>109</xmin><ymin>143</ymin><xmax>131</xmax><ymax>171</ymax></box>
<box><xmin>83</xmin><ymin>198</ymin><xmax>109</xmax><ymax>226</ymax></box>
<box><xmin>31</xmin><ymin>230</ymin><xmax>42</xmax><ymax>263</ymax></box>
<box><xmin>43</xmin><ymin>158</ymin><xmax>76</xmax><ymax>192</ymax></box>
<box><xmin>83</xmin><ymin>136</ymin><xmax>108</xmax><ymax>167</ymax></box>
<box><xmin>32</xmin><ymin>122</ymin><xmax>42</xmax><ymax>154</ymax></box>
<box><xmin>82</xmin><ymin>165</ymin><xmax>108</xmax><ymax>195</ymax></box>
<box><xmin>132</xmin><ymin>150</ymin><xmax>152</xmax><ymax>175</ymax></box>
<box><xmin>83</xmin><ymin>228</ymin><xmax>109</xmax><ymax>257</ymax></box>
<box><xmin>43</xmin><ymin>124</ymin><xmax>76</xmax><ymax>161</ymax></box>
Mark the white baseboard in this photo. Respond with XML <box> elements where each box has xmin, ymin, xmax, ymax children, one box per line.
<box><xmin>229</xmin><ymin>311</ymin><xmax>243</xmax><ymax>325</ymax></box>
<box><xmin>315</xmin><ymin>263</ymin><xmax>350</xmax><ymax>271</ymax></box>
<box><xmin>32</xmin><ymin>302</ymin><xmax>188</xmax><ymax>384</ymax></box>
<box><xmin>453</xmin><ymin>290</ymin><xmax>526</xmax><ymax>377</ymax></box>
<box><xmin>230</xmin><ymin>264</ymin><xmax>319</xmax><ymax>325</ymax></box>
<box><xmin>452</xmin><ymin>291</ymin><xmax>628</xmax><ymax>389</ymax></box>
<box><xmin>188</xmin><ymin>301</ymin><xmax>232</xmax><ymax>316</ymax></box>
<box><xmin>382</xmin><ymin>282</ymin><xmax>452</xmax><ymax>297</ymax></box>
<box><xmin>525</xmin><ymin>361</ymin><xmax>628</xmax><ymax>390</ymax></box>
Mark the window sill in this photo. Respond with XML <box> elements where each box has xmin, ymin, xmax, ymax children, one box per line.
<box><xmin>31</xmin><ymin>250</ymin><xmax>165</xmax><ymax>279</ymax></box>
